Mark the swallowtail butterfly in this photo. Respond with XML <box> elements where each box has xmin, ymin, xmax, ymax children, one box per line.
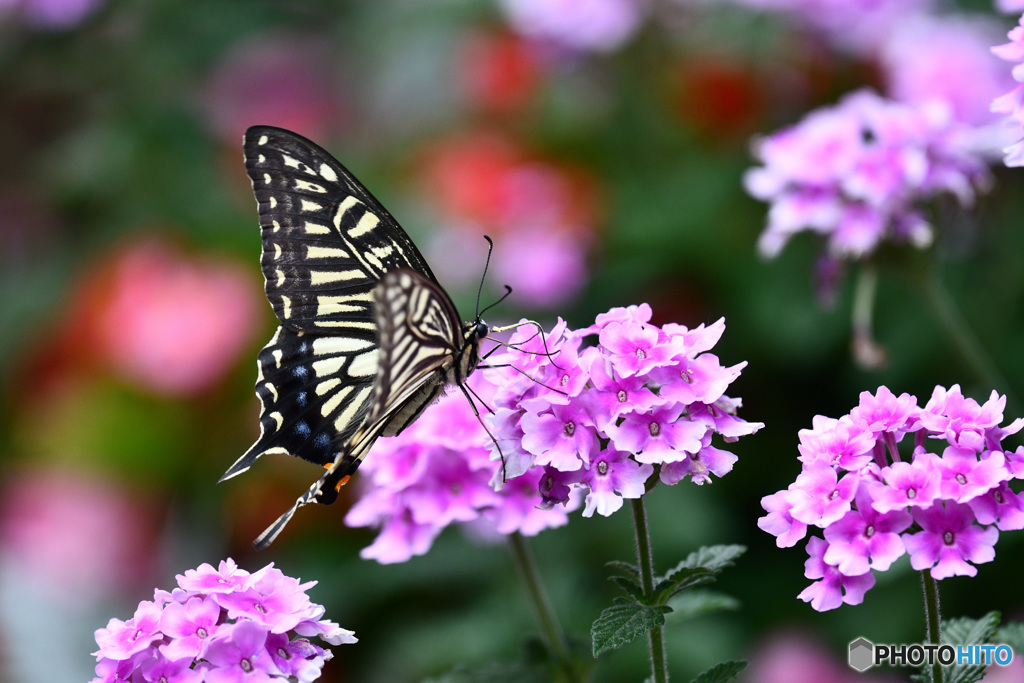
<box><xmin>221</xmin><ymin>126</ymin><xmax>490</xmax><ymax>550</ymax></box>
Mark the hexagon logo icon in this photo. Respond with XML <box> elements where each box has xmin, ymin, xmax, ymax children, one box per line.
<box><xmin>849</xmin><ymin>637</ymin><xmax>874</xmax><ymax>672</ymax></box>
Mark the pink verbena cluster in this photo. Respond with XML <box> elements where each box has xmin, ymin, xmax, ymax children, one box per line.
<box><xmin>760</xmin><ymin>385</ymin><xmax>1024</xmax><ymax>612</ymax></box>
<box><xmin>344</xmin><ymin>376</ymin><xmax>575</xmax><ymax>564</ymax></box>
<box><xmin>744</xmin><ymin>89</ymin><xmax>993</xmax><ymax>261</ymax></box>
<box><xmin>486</xmin><ymin>304</ymin><xmax>762</xmax><ymax>516</ymax></box>
<box><xmin>992</xmin><ymin>12</ymin><xmax>1024</xmax><ymax>167</ymax></box>
<box><xmin>90</xmin><ymin>559</ymin><xmax>355</xmax><ymax>683</ymax></box>
<box><xmin>344</xmin><ymin>304</ymin><xmax>761</xmax><ymax>564</ymax></box>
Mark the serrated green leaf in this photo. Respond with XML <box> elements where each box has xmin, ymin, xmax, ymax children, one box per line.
<box><xmin>606</xmin><ymin>560</ymin><xmax>640</xmax><ymax>581</ymax></box>
<box><xmin>943</xmin><ymin>612</ymin><xmax>1000</xmax><ymax>683</ymax></box>
<box><xmin>592</xmin><ymin>597</ymin><xmax>672</xmax><ymax>657</ymax></box>
<box><xmin>678</xmin><ymin>545</ymin><xmax>747</xmax><ymax>572</ymax></box>
<box><xmin>915</xmin><ymin>612</ymin><xmax>1003</xmax><ymax>683</ymax></box>
<box><xmin>996</xmin><ymin>621</ymin><xmax>1024</xmax><ymax>653</ymax></box>
<box><xmin>653</xmin><ymin>567</ymin><xmax>714</xmax><ymax>604</ymax></box>
<box><xmin>690</xmin><ymin>660</ymin><xmax>747</xmax><ymax>683</ymax></box>
<box><xmin>943</xmin><ymin>612</ymin><xmax>1001</xmax><ymax>647</ymax></box>
<box><xmin>666</xmin><ymin>590</ymin><xmax>741</xmax><ymax>622</ymax></box>
<box><xmin>610</xmin><ymin>574</ymin><xmax>646</xmax><ymax>601</ymax></box>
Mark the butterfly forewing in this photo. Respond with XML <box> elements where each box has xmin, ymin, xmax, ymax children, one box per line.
<box><xmin>226</xmin><ymin>126</ymin><xmax>492</xmax><ymax>550</ymax></box>
<box><xmin>223</xmin><ymin>127</ymin><xmax>440</xmax><ymax>481</ymax></box>
<box><xmin>245</xmin><ymin>126</ymin><xmax>435</xmax><ymax>332</ymax></box>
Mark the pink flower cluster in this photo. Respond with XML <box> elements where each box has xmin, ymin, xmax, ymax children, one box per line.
<box><xmin>344</xmin><ymin>304</ymin><xmax>761</xmax><ymax>563</ymax></box>
<box><xmin>486</xmin><ymin>304</ymin><xmax>762</xmax><ymax>517</ymax></box>
<box><xmin>760</xmin><ymin>385</ymin><xmax>1024</xmax><ymax>612</ymax></box>
<box><xmin>91</xmin><ymin>559</ymin><xmax>356</xmax><ymax>683</ymax></box>
<box><xmin>745</xmin><ymin>89</ymin><xmax>993</xmax><ymax>260</ymax></box>
<box><xmin>344</xmin><ymin>380</ymin><xmax>575</xmax><ymax>564</ymax></box>
<box><xmin>992</xmin><ymin>12</ymin><xmax>1024</xmax><ymax>167</ymax></box>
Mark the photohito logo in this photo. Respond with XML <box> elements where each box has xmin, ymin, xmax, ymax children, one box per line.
<box><xmin>848</xmin><ymin>637</ymin><xmax>1014</xmax><ymax>672</ymax></box>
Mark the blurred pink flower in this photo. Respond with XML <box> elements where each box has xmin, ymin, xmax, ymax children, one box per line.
<box><xmin>500</xmin><ymin>0</ymin><xmax>643</xmax><ymax>53</ymax></box>
<box><xmin>0</xmin><ymin>467</ymin><xmax>153</xmax><ymax>600</ymax></box>
<box><xmin>998</xmin><ymin>0</ymin><xmax>1024</xmax><ymax>12</ymax></box>
<box><xmin>984</xmin><ymin>653</ymin><xmax>1024</xmax><ymax>682</ymax></box>
<box><xmin>880</xmin><ymin>14</ymin><xmax>1015</xmax><ymax>132</ymax></box>
<box><xmin>745</xmin><ymin>631</ymin><xmax>897</xmax><ymax>683</ymax></box>
<box><xmin>204</xmin><ymin>33</ymin><xmax>346</xmax><ymax>146</ymax></box>
<box><xmin>0</xmin><ymin>0</ymin><xmax>103</xmax><ymax>29</ymax></box>
<box><xmin>92</xmin><ymin>240</ymin><xmax>262</xmax><ymax>396</ymax></box>
<box><xmin>727</xmin><ymin>0</ymin><xmax>932</xmax><ymax>54</ymax></box>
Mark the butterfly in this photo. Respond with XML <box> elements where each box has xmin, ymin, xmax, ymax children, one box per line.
<box><xmin>220</xmin><ymin>126</ymin><xmax>492</xmax><ymax>550</ymax></box>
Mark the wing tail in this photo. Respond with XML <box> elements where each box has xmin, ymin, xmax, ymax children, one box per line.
<box><xmin>251</xmin><ymin>452</ymin><xmax>362</xmax><ymax>550</ymax></box>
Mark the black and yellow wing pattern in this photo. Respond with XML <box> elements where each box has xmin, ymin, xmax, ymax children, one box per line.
<box><xmin>222</xmin><ymin>126</ymin><xmax>488</xmax><ymax>549</ymax></box>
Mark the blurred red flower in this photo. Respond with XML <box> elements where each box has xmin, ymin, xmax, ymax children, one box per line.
<box><xmin>39</xmin><ymin>238</ymin><xmax>262</xmax><ymax>397</ymax></box>
<box><xmin>458</xmin><ymin>30</ymin><xmax>542</xmax><ymax>115</ymax></box>
<box><xmin>419</xmin><ymin>132</ymin><xmax>599</xmax><ymax>307</ymax></box>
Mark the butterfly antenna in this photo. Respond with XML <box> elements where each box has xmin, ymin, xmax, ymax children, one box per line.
<box><xmin>476</xmin><ymin>235</ymin><xmax>494</xmax><ymax>319</ymax></box>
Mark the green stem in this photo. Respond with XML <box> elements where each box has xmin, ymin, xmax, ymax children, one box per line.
<box><xmin>850</xmin><ymin>264</ymin><xmax>888</xmax><ymax>370</ymax></box>
<box><xmin>923</xmin><ymin>270</ymin><xmax>1021</xmax><ymax>414</ymax></box>
<box><xmin>921</xmin><ymin>571</ymin><xmax>943</xmax><ymax>683</ymax></box>
<box><xmin>507</xmin><ymin>532</ymin><xmax>575</xmax><ymax>679</ymax></box>
<box><xmin>631</xmin><ymin>496</ymin><xmax>669</xmax><ymax>683</ymax></box>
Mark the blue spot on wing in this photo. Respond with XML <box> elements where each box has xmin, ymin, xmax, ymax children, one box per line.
<box><xmin>296</xmin><ymin>391</ymin><xmax>307</xmax><ymax>408</ymax></box>
<box><xmin>293</xmin><ymin>365</ymin><xmax>309</xmax><ymax>379</ymax></box>
<box><xmin>313</xmin><ymin>432</ymin><xmax>332</xmax><ymax>454</ymax></box>
<box><xmin>294</xmin><ymin>421</ymin><xmax>311</xmax><ymax>437</ymax></box>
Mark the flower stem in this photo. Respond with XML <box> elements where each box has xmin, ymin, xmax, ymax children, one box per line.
<box><xmin>507</xmin><ymin>532</ymin><xmax>575</xmax><ymax>680</ymax></box>
<box><xmin>923</xmin><ymin>270</ymin><xmax>1021</xmax><ymax>415</ymax></box>
<box><xmin>631</xmin><ymin>496</ymin><xmax>669</xmax><ymax>683</ymax></box>
<box><xmin>921</xmin><ymin>570</ymin><xmax>943</xmax><ymax>683</ymax></box>
<box><xmin>851</xmin><ymin>264</ymin><xmax>888</xmax><ymax>370</ymax></box>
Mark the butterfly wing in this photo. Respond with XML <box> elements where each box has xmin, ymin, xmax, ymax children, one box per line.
<box><xmin>222</xmin><ymin>126</ymin><xmax>438</xmax><ymax>482</ymax></box>
<box><xmin>251</xmin><ymin>269</ymin><xmax>471</xmax><ymax>550</ymax></box>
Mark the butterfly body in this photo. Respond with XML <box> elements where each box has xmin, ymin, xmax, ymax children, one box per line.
<box><xmin>221</xmin><ymin>126</ymin><xmax>490</xmax><ymax>549</ymax></box>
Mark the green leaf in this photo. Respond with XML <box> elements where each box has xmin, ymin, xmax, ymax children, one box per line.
<box><xmin>591</xmin><ymin>597</ymin><xmax>672</xmax><ymax>657</ymax></box>
<box><xmin>652</xmin><ymin>545</ymin><xmax>746</xmax><ymax>604</ymax></box>
<box><xmin>665</xmin><ymin>590</ymin><xmax>741</xmax><ymax>622</ymax></box>
<box><xmin>995</xmin><ymin>621</ymin><xmax>1024</xmax><ymax>653</ymax></box>
<box><xmin>653</xmin><ymin>567</ymin><xmax>714</xmax><ymax>604</ymax></box>
<box><xmin>944</xmin><ymin>612</ymin><xmax>1001</xmax><ymax>647</ymax></box>
<box><xmin>678</xmin><ymin>545</ymin><xmax>747</xmax><ymax>573</ymax></box>
<box><xmin>942</xmin><ymin>612</ymin><xmax>1001</xmax><ymax>683</ymax></box>
<box><xmin>690</xmin><ymin>660</ymin><xmax>747</xmax><ymax>683</ymax></box>
<box><xmin>606</xmin><ymin>560</ymin><xmax>640</xmax><ymax>581</ymax></box>
<box><xmin>913</xmin><ymin>612</ymin><xmax>1003</xmax><ymax>683</ymax></box>
<box><xmin>610</xmin><ymin>575</ymin><xmax>646</xmax><ymax>601</ymax></box>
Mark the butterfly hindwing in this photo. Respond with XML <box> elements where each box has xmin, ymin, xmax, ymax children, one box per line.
<box><xmin>249</xmin><ymin>270</ymin><xmax>484</xmax><ymax>551</ymax></box>
<box><xmin>221</xmin><ymin>326</ymin><xmax>379</xmax><ymax>480</ymax></box>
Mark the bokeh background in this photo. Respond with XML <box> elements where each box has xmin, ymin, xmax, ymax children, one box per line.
<box><xmin>3</xmin><ymin>0</ymin><xmax>1024</xmax><ymax>681</ymax></box>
